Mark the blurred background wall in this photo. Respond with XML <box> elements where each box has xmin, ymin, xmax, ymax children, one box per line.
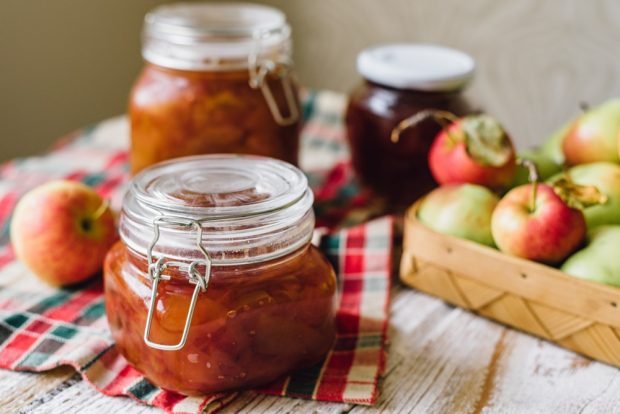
<box><xmin>2</xmin><ymin>0</ymin><xmax>620</xmax><ymax>160</ymax></box>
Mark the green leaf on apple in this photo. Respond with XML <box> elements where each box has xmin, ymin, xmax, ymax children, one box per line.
<box><xmin>548</xmin><ymin>162</ymin><xmax>620</xmax><ymax>229</ymax></box>
<box><xmin>550</xmin><ymin>175</ymin><xmax>608</xmax><ymax>210</ymax></box>
<box><xmin>462</xmin><ymin>115</ymin><xmax>513</xmax><ymax>167</ymax></box>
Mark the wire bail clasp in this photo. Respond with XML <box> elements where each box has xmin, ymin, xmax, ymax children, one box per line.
<box><xmin>248</xmin><ymin>30</ymin><xmax>299</xmax><ymax>126</ymax></box>
<box><xmin>144</xmin><ymin>216</ymin><xmax>211</xmax><ymax>351</ymax></box>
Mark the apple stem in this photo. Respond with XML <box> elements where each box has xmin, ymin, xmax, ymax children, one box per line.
<box><xmin>579</xmin><ymin>101</ymin><xmax>590</xmax><ymax>112</ymax></box>
<box><xmin>91</xmin><ymin>199</ymin><xmax>110</xmax><ymax>221</ymax></box>
<box><xmin>390</xmin><ymin>110</ymin><xmax>459</xmax><ymax>143</ymax></box>
<box><xmin>517</xmin><ymin>158</ymin><xmax>539</xmax><ymax>212</ymax></box>
<box><xmin>530</xmin><ymin>181</ymin><xmax>538</xmax><ymax>213</ymax></box>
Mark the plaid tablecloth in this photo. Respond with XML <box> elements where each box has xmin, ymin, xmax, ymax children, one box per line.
<box><xmin>0</xmin><ymin>90</ymin><xmax>393</xmax><ymax>413</ymax></box>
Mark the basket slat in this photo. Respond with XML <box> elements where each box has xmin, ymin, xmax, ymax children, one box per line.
<box><xmin>478</xmin><ymin>293</ymin><xmax>551</xmax><ymax>339</ymax></box>
<box><xmin>558</xmin><ymin>324</ymin><xmax>620</xmax><ymax>366</ymax></box>
<box><xmin>410</xmin><ymin>261</ymin><xmax>471</xmax><ymax>309</ymax></box>
<box><xmin>452</xmin><ymin>277</ymin><xmax>504</xmax><ymax>309</ymax></box>
<box><xmin>528</xmin><ymin>302</ymin><xmax>593</xmax><ymax>340</ymax></box>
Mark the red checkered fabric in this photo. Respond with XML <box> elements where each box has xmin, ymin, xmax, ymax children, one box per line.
<box><xmin>0</xmin><ymin>91</ymin><xmax>394</xmax><ymax>413</ymax></box>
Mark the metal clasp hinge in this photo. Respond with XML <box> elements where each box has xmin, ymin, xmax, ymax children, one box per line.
<box><xmin>248</xmin><ymin>31</ymin><xmax>300</xmax><ymax>126</ymax></box>
<box><xmin>143</xmin><ymin>216</ymin><xmax>211</xmax><ymax>351</ymax></box>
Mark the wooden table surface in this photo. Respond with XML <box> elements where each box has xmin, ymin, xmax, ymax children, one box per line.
<box><xmin>4</xmin><ymin>281</ymin><xmax>620</xmax><ymax>414</ymax></box>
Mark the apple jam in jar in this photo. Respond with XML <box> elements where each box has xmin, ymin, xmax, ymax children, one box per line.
<box><xmin>129</xmin><ymin>3</ymin><xmax>301</xmax><ymax>174</ymax></box>
<box><xmin>103</xmin><ymin>155</ymin><xmax>337</xmax><ymax>395</ymax></box>
<box><xmin>346</xmin><ymin>44</ymin><xmax>475</xmax><ymax>210</ymax></box>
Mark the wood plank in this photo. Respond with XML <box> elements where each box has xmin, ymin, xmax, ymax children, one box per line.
<box><xmin>362</xmin><ymin>292</ymin><xmax>503</xmax><ymax>414</ymax></box>
<box><xmin>23</xmin><ymin>378</ymin><xmax>160</xmax><ymax>414</ymax></box>
<box><xmin>479</xmin><ymin>333</ymin><xmax>620</xmax><ymax>413</ymax></box>
<box><xmin>0</xmin><ymin>366</ymin><xmax>76</xmax><ymax>412</ymax></box>
<box><xmin>222</xmin><ymin>392</ymin><xmax>347</xmax><ymax>414</ymax></box>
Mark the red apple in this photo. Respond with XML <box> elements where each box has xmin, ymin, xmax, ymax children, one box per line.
<box><xmin>491</xmin><ymin>183</ymin><xmax>586</xmax><ymax>265</ymax></box>
<box><xmin>429</xmin><ymin>114</ymin><xmax>517</xmax><ymax>190</ymax></box>
<box><xmin>562</xmin><ymin>99</ymin><xmax>620</xmax><ymax>165</ymax></box>
<box><xmin>10</xmin><ymin>180</ymin><xmax>117</xmax><ymax>286</ymax></box>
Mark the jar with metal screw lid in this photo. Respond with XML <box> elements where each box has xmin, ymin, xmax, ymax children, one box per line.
<box><xmin>346</xmin><ymin>43</ymin><xmax>476</xmax><ymax>210</ymax></box>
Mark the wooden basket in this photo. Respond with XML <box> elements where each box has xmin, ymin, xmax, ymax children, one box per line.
<box><xmin>400</xmin><ymin>200</ymin><xmax>620</xmax><ymax>367</ymax></box>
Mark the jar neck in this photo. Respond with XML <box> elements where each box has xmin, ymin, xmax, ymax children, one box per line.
<box><xmin>140</xmin><ymin>61</ymin><xmax>301</xmax><ymax>127</ymax></box>
<box><xmin>364</xmin><ymin>79</ymin><xmax>465</xmax><ymax>100</ymax></box>
<box><xmin>145</xmin><ymin>63</ymin><xmax>252</xmax><ymax>79</ymax></box>
<box><xmin>124</xmin><ymin>241</ymin><xmax>313</xmax><ymax>283</ymax></box>
<box><xmin>142</xmin><ymin>36</ymin><xmax>299</xmax><ymax>126</ymax></box>
<box><xmin>142</xmin><ymin>2</ymin><xmax>292</xmax><ymax>72</ymax></box>
<box><xmin>142</xmin><ymin>25</ymin><xmax>292</xmax><ymax>72</ymax></box>
<box><xmin>120</xmin><ymin>195</ymin><xmax>315</xmax><ymax>267</ymax></box>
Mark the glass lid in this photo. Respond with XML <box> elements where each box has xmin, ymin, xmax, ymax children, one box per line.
<box><xmin>142</xmin><ymin>2</ymin><xmax>291</xmax><ymax>70</ymax></box>
<box><xmin>133</xmin><ymin>154</ymin><xmax>307</xmax><ymax>217</ymax></box>
<box><xmin>120</xmin><ymin>155</ymin><xmax>314</xmax><ymax>265</ymax></box>
<box><xmin>145</xmin><ymin>2</ymin><xmax>287</xmax><ymax>38</ymax></box>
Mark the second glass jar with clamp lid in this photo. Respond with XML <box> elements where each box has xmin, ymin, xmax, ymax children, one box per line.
<box><xmin>129</xmin><ymin>3</ymin><xmax>302</xmax><ymax>174</ymax></box>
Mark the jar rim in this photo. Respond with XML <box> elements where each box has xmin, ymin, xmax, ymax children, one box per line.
<box><xmin>142</xmin><ymin>2</ymin><xmax>291</xmax><ymax>71</ymax></box>
<box><xmin>120</xmin><ymin>155</ymin><xmax>315</xmax><ymax>266</ymax></box>
<box><xmin>131</xmin><ymin>154</ymin><xmax>307</xmax><ymax>218</ymax></box>
<box><xmin>145</xmin><ymin>2</ymin><xmax>286</xmax><ymax>39</ymax></box>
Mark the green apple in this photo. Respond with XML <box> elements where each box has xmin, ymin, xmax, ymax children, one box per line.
<box><xmin>540</xmin><ymin>120</ymin><xmax>572</xmax><ymax>165</ymax></box>
<box><xmin>562</xmin><ymin>226</ymin><xmax>620</xmax><ymax>287</ymax></box>
<box><xmin>511</xmin><ymin>148</ymin><xmax>563</xmax><ymax>188</ymax></box>
<box><xmin>548</xmin><ymin>162</ymin><xmax>620</xmax><ymax>228</ymax></box>
<box><xmin>418</xmin><ymin>184</ymin><xmax>499</xmax><ymax>247</ymax></box>
<box><xmin>562</xmin><ymin>99</ymin><xmax>620</xmax><ymax>165</ymax></box>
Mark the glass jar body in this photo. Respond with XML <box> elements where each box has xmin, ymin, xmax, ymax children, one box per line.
<box><xmin>129</xmin><ymin>64</ymin><xmax>301</xmax><ymax>174</ymax></box>
<box><xmin>345</xmin><ymin>80</ymin><xmax>472</xmax><ymax>210</ymax></box>
<box><xmin>104</xmin><ymin>240</ymin><xmax>337</xmax><ymax>395</ymax></box>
